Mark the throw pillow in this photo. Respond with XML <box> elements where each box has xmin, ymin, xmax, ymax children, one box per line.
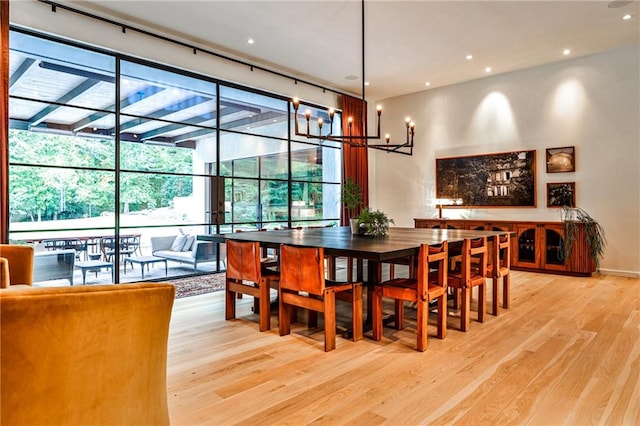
<box><xmin>170</xmin><ymin>234</ymin><xmax>188</xmax><ymax>252</ymax></box>
<box><xmin>182</xmin><ymin>235</ymin><xmax>196</xmax><ymax>252</ymax></box>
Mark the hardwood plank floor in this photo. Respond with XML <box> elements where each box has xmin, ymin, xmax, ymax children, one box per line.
<box><xmin>166</xmin><ymin>271</ymin><xmax>639</xmax><ymax>425</ymax></box>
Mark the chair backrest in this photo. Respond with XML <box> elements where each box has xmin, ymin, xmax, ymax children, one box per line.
<box><xmin>121</xmin><ymin>235</ymin><xmax>140</xmax><ymax>251</ymax></box>
<box><xmin>0</xmin><ymin>244</ymin><xmax>34</xmax><ymax>288</ymax></box>
<box><xmin>101</xmin><ymin>236</ymin><xmax>116</xmax><ymax>251</ymax></box>
<box><xmin>279</xmin><ymin>244</ymin><xmax>325</xmax><ymax>296</ymax></box>
<box><xmin>226</xmin><ymin>240</ymin><xmax>261</xmax><ymax>283</ymax></box>
<box><xmin>492</xmin><ymin>233</ymin><xmax>511</xmax><ymax>275</ymax></box>
<box><xmin>1</xmin><ymin>283</ymin><xmax>175</xmax><ymax>425</ymax></box>
<box><xmin>416</xmin><ymin>241</ymin><xmax>448</xmax><ymax>299</ymax></box>
<box><xmin>458</xmin><ymin>237</ymin><xmax>487</xmax><ymax>284</ymax></box>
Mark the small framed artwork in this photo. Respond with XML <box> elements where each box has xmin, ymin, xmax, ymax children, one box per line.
<box><xmin>547</xmin><ymin>182</ymin><xmax>576</xmax><ymax>208</ymax></box>
<box><xmin>546</xmin><ymin>146</ymin><xmax>575</xmax><ymax>173</ymax></box>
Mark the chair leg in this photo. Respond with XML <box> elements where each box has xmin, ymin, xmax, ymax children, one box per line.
<box><xmin>308</xmin><ymin>310</ymin><xmax>318</xmax><ymax>329</ymax></box>
<box><xmin>225</xmin><ymin>281</ymin><xmax>236</xmax><ymax>321</ymax></box>
<box><xmin>461</xmin><ymin>288</ymin><xmax>471</xmax><ymax>332</ymax></box>
<box><xmin>323</xmin><ymin>290</ymin><xmax>336</xmax><ymax>352</ymax></box>
<box><xmin>503</xmin><ymin>274</ymin><xmax>510</xmax><ymax>309</ymax></box>
<box><xmin>258</xmin><ymin>279</ymin><xmax>271</xmax><ymax>332</ymax></box>
<box><xmin>351</xmin><ymin>283</ymin><xmax>363</xmax><ymax>342</ymax></box>
<box><xmin>452</xmin><ymin>288</ymin><xmax>460</xmax><ymax>310</ymax></box>
<box><xmin>394</xmin><ymin>299</ymin><xmax>404</xmax><ymax>330</ymax></box>
<box><xmin>372</xmin><ymin>286</ymin><xmax>383</xmax><ymax>342</ymax></box>
<box><xmin>492</xmin><ymin>277</ymin><xmax>499</xmax><ymax>316</ymax></box>
<box><xmin>478</xmin><ymin>281</ymin><xmax>486</xmax><ymax>323</ymax></box>
<box><xmin>279</xmin><ymin>293</ymin><xmax>291</xmax><ymax>336</ymax></box>
<box><xmin>416</xmin><ymin>300</ymin><xmax>428</xmax><ymax>352</ymax></box>
<box><xmin>437</xmin><ymin>294</ymin><xmax>447</xmax><ymax>340</ymax></box>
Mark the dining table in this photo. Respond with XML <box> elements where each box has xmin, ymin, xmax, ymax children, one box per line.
<box><xmin>209</xmin><ymin>226</ymin><xmax>509</xmax><ymax>265</ymax></box>
<box><xmin>200</xmin><ymin>226</ymin><xmax>512</xmax><ymax>335</ymax></box>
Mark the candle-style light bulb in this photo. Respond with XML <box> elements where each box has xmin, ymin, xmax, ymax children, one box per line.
<box><xmin>318</xmin><ymin>118</ymin><xmax>323</xmax><ymax>134</ymax></box>
<box><xmin>292</xmin><ymin>97</ymin><xmax>300</xmax><ymax>110</ymax></box>
<box><xmin>385</xmin><ymin>133</ymin><xmax>390</xmax><ymax>144</ymax></box>
<box><xmin>348</xmin><ymin>116</ymin><xmax>353</xmax><ymax>136</ymax></box>
<box><xmin>305</xmin><ymin>109</ymin><xmax>311</xmax><ymax>136</ymax></box>
<box><xmin>405</xmin><ymin>117</ymin><xmax>411</xmax><ymax>127</ymax></box>
<box><xmin>376</xmin><ymin>105</ymin><xmax>383</xmax><ymax>116</ymax></box>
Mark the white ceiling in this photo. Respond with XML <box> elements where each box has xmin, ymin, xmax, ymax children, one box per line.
<box><xmin>66</xmin><ymin>0</ymin><xmax>639</xmax><ymax>100</ymax></box>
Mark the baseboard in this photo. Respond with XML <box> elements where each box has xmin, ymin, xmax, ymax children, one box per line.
<box><xmin>598</xmin><ymin>269</ymin><xmax>640</xmax><ymax>279</ymax></box>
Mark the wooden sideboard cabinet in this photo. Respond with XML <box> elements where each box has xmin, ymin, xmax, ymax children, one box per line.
<box><xmin>414</xmin><ymin>218</ymin><xmax>595</xmax><ymax>276</ymax></box>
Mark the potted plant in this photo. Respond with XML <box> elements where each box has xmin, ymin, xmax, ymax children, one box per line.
<box><xmin>341</xmin><ymin>177</ymin><xmax>363</xmax><ymax>234</ymax></box>
<box><xmin>357</xmin><ymin>207</ymin><xmax>395</xmax><ymax>237</ymax></box>
<box><xmin>561</xmin><ymin>207</ymin><xmax>607</xmax><ymax>271</ymax></box>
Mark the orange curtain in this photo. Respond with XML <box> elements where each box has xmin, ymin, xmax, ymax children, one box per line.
<box><xmin>1</xmin><ymin>0</ymin><xmax>9</xmax><ymax>243</ymax></box>
<box><xmin>341</xmin><ymin>95</ymin><xmax>368</xmax><ymax>225</ymax></box>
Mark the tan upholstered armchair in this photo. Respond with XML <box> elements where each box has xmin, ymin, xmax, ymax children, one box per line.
<box><xmin>1</xmin><ymin>283</ymin><xmax>175</xmax><ymax>425</ymax></box>
<box><xmin>0</xmin><ymin>244</ymin><xmax>34</xmax><ymax>288</ymax></box>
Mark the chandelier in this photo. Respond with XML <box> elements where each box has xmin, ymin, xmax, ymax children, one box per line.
<box><xmin>290</xmin><ymin>0</ymin><xmax>415</xmax><ymax>155</ymax></box>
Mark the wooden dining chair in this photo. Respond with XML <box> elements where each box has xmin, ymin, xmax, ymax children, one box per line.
<box><xmin>486</xmin><ymin>233</ymin><xmax>511</xmax><ymax>315</ymax></box>
<box><xmin>447</xmin><ymin>237</ymin><xmax>487</xmax><ymax>332</ymax></box>
<box><xmin>225</xmin><ymin>240</ymin><xmax>280</xmax><ymax>332</ymax></box>
<box><xmin>372</xmin><ymin>242</ymin><xmax>448</xmax><ymax>352</ymax></box>
<box><xmin>278</xmin><ymin>244</ymin><xmax>363</xmax><ymax>352</ymax></box>
<box><xmin>235</xmin><ymin>229</ymin><xmax>278</xmax><ymax>269</ymax></box>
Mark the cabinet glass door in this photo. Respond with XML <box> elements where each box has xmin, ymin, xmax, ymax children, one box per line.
<box><xmin>516</xmin><ymin>227</ymin><xmax>537</xmax><ymax>265</ymax></box>
<box><xmin>543</xmin><ymin>227</ymin><xmax>569</xmax><ymax>271</ymax></box>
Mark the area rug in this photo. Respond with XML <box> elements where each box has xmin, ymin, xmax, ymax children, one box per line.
<box><xmin>168</xmin><ymin>273</ymin><xmax>226</xmax><ymax>299</ymax></box>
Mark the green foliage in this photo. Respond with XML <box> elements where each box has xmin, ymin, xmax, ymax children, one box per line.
<box><xmin>561</xmin><ymin>207</ymin><xmax>607</xmax><ymax>270</ymax></box>
<box><xmin>341</xmin><ymin>177</ymin><xmax>363</xmax><ymax>215</ymax></box>
<box><xmin>357</xmin><ymin>207</ymin><xmax>394</xmax><ymax>237</ymax></box>
<box><xmin>8</xmin><ymin>130</ymin><xmax>193</xmax><ymax>222</ymax></box>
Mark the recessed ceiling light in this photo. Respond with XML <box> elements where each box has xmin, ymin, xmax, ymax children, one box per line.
<box><xmin>623</xmin><ymin>14</ymin><xmax>633</xmax><ymax>20</ymax></box>
<box><xmin>345</xmin><ymin>75</ymin><xmax>358</xmax><ymax>81</ymax></box>
<box><xmin>485</xmin><ymin>67</ymin><xmax>492</xmax><ymax>73</ymax></box>
<box><xmin>563</xmin><ymin>49</ymin><xmax>571</xmax><ymax>56</ymax></box>
<box><xmin>425</xmin><ymin>81</ymin><xmax>431</xmax><ymax>87</ymax></box>
<box><xmin>364</xmin><ymin>81</ymin><xmax>370</xmax><ymax>86</ymax></box>
<box><xmin>466</xmin><ymin>54</ymin><xmax>473</xmax><ymax>60</ymax></box>
<box><xmin>247</xmin><ymin>38</ymin><xmax>255</xmax><ymax>44</ymax></box>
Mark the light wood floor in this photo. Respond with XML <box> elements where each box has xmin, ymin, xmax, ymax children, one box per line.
<box><xmin>167</xmin><ymin>271</ymin><xmax>639</xmax><ymax>425</ymax></box>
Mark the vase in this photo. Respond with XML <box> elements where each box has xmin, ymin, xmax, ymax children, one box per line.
<box><xmin>349</xmin><ymin>218</ymin><xmax>360</xmax><ymax>234</ymax></box>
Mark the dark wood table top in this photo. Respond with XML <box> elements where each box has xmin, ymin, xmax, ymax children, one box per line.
<box><xmin>200</xmin><ymin>226</ymin><xmax>509</xmax><ymax>262</ymax></box>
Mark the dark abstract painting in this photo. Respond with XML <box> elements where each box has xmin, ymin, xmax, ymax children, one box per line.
<box><xmin>436</xmin><ymin>150</ymin><xmax>536</xmax><ymax>207</ymax></box>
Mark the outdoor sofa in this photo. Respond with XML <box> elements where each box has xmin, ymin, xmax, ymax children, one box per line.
<box><xmin>150</xmin><ymin>235</ymin><xmax>218</xmax><ymax>270</ymax></box>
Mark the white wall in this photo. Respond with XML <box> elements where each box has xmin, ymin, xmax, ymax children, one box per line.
<box><xmin>370</xmin><ymin>45</ymin><xmax>640</xmax><ymax>276</ymax></box>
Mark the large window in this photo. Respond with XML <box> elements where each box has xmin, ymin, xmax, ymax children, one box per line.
<box><xmin>7</xmin><ymin>28</ymin><xmax>342</xmax><ymax>284</ymax></box>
